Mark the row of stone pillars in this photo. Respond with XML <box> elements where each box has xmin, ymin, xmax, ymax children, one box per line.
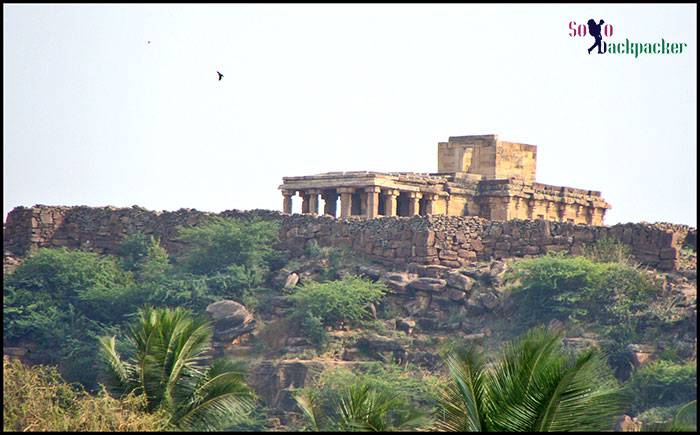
<box><xmin>282</xmin><ymin>187</ymin><xmax>439</xmax><ymax>218</ymax></box>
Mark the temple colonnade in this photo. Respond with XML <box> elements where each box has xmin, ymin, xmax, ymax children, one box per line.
<box><xmin>281</xmin><ymin>187</ymin><xmax>436</xmax><ymax>218</ymax></box>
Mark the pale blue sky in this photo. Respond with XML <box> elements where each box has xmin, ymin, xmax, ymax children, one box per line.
<box><xmin>3</xmin><ymin>4</ymin><xmax>697</xmax><ymax>225</ymax></box>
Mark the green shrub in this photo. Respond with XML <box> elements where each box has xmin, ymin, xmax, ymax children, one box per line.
<box><xmin>299</xmin><ymin>314</ymin><xmax>329</xmax><ymax>349</ymax></box>
<box><xmin>4</xmin><ymin>248</ymin><xmax>133</xmax><ymax>311</ymax></box>
<box><xmin>117</xmin><ymin>232</ymin><xmax>158</xmax><ymax>272</ymax></box>
<box><xmin>175</xmin><ymin>217</ymin><xmax>279</xmax><ymax>275</ymax></box>
<box><xmin>288</xmin><ymin>276</ymin><xmax>387</xmax><ymax>328</ymax></box>
<box><xmin>3</xmin><ymin>357</ymin><xmax>166</xmax><ymax>431</ymax></box>
<box><xmin>625</xmin><ymin>360</ymin><xmax>696</xmax><ymax>414</ymax></box>
<box><xmin>582</xmin><ymin>236</ymin><xmax>633</xmax><ymax>264</ymax></box>
<box><xmin>304</xmin><ymin>239</ymin><xmax>323</xmax><ymax>259</ymax></box>
<box><xmin>3</xmin><ymin>248</ymin><xmax>137</xmax><ymax>332</ymax></box>
<box><xmin>506</xmin><ymin>253</ymin><xmax>658</xmax><ymax>334</ymax></box>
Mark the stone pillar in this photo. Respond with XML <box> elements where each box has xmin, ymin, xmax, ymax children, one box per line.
<box><xmin>591</xmin><ymin>207</ymin><xmax>605</xmax><ymax>226</ymax></box>
<box><xmin>526</xmin><ymin>199</ymin><xmax>533</xmax><ymax>219</ymax></box>
<box><xmin>306</xmin><ymin>189</ymin><xmax>320</xmax><ymax>215</ymax></box>
<box><xmin>576</xmin><ymin>205</ymin><xmax>587</xmax><ymax>224</ymax></box>
<box><xmin>408</xmin><ymin>192</ymin><xmax>422</xmax><ymax>216</ymax></box>
<box><xmin>383</xmin><ymin>189</ymin><xmax>399</xmax><ymax>217</ymax></box>
<box><xmin>301</xmin><ymin>192</ymin><xmax>310</xmax><ymax>214</ymax></box>
<box><xmin>515</xmin><ymin>197</ymin><xmax>528</xmax><ymax>219</ymax></box>
<box><xmin>365</xmin><ymin>186</ymin><xmax>381</xmax><ymax>219</ymax></box>
<box><xmin>557</xmin><ymin>202</ymin><xmax>567</xmax><ymax>222</ymax></box>
<box><xmin>546</xmin><ymin>201</ymin><xmax>557</xmax><ymax>221</ymax></box>
<box><xmin>282</xmin><ymin>190</ymin><xmax>294</xmax><ymax>214</ymax></box>
<box><xmin>424</xmin><ymin>193</ymin><xmax>438</xmax><ymax>216</ymax></box>
<box><xmin>338</xmin><ymin>187</ymin><xmax>354</xmax><ymax>218</ymax></box>
<box><xmin>322</xmin><ymin>190</ymin><xmax>338</xmax><ymax>217</ymax></box>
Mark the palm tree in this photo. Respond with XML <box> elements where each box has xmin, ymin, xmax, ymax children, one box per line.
<box><xmin>295</xmin><ymin>382</ymin><xmax>429</xmax><ymax>432</ymax></box>
<box><xmin>98</xmin><ymin>306</ymin><xmax>254</xmax><ymax>431</ymax></box>
<box><xmin>435</xmin><ymin>327</ymin><xmax>624</xmax><ymax>432</ymax></box>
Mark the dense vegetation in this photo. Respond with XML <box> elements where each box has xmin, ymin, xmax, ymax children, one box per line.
<box><xmin>503</xmin><ymin>239</ymin><xmax>696</xmax><ymax>429</ymax></box>
<box><xmin>3</xmin><ymin>217</ymin><xmax>279</xmax><ymax>387</ymax></box>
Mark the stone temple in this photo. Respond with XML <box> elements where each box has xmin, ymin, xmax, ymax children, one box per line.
<box><xmin>278</xmin><ymin>134</ymin><xmax>611</xmax><ymax>225</ymax></box>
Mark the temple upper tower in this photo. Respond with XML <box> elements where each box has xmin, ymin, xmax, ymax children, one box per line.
<box><xmin>437</xmin><ymin>134</ymin><xmax>537</xmax><ymax>182</ymax></box>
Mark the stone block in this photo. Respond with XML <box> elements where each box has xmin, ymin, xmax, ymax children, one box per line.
<box><xmin>447</xmin><ymin>288</ymin><xmax>467</xmax><ymax>302</ymax></box>
<box><xmin>407</xmin><ymin>264</ymin><xmax>447</xmax><ymax>278</ymax></box>
<box><xmin>445</xmin><ymin>271</ymin><xmax>475</xmax><ymax>292</ymax></box>
<box><xmin>441</xmin><ymin>260</ymin><xmax>461</xmax><ymax>268</ymax></box>
<box><xmin>408</xmin><ymin>277</ymin><xmax>447</xmax><ymax>292</ymax></box>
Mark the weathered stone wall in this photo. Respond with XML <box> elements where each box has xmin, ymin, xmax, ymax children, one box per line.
<box><xmin>280</xmin><ymin>214</ymin><xmax>695</xmax><ymax>271</ymax></box>
<box><xmin>3</xmin><ymin>205</ymin><xmax>284</xmax><ymax>258</ymax></box>
<box><xmin>4</xmin><ymin>205</ymin><xmax>695</xmax><ymax>272</ymax></box>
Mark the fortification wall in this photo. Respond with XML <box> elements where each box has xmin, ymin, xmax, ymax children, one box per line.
<box><xmin>280</xmin><ymin>214</ymin><xmax>695</xmax><ymax>271</ymax></box>
<box><xmin>3</xmin><ymin>205</ymin><xmax>283</xmax><ymax>258</ymax></box>
<box><xmin>3</xmin><ymin>205</ymin><xmax>695</xmax><ymax>272</ymax></box>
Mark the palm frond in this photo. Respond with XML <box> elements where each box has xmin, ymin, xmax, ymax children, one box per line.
<box><xmin>434</xmin><ymin>327</ymin><xmax>624</xmax><ymax>433</ymax></box>
<box><xmin>170</xmin><ymin>358</ymin><xmax>254</xmax><ymax>430</ymax></box>
<box><xmin>435</xmin><ymin>348</ymin><xmax>488</xmax><ymax>432</ymax></box>
<box><xmin>294</xmin><ymin>390</ymin><xmax>322</xmax><ymax>431</ymax></box>
<box><xmin>97</xmin><ymin>335</ymin><xmax>136</xmax><ymax>396</ymax></box>
<box><xmin>98</xmin><ymin>306</ymin><xmax>253</xmax><ymax>431</ymax></box>
<box><xmin>648</xmin><ymin>400</ymin><xmax>699</xmax><ymax>432</ymax></box>
<box><xmin>670</xmin><ymin>400</ymin><xmax>697</xmax><ymax>431</ymax></box>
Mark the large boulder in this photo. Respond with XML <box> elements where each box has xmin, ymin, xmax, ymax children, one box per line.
<box><xmin>283</xmin><ymin>272</ymin><xmax>299</xmax><ymax>291</ymax></box>
<box><xmin>205</xmin><ymin>300</ymin><xmax>256</xmax><ymax>343</ymax></box>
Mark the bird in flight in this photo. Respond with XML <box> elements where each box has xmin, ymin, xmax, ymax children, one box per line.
<box><xmin>217</xmin><ymin>71</ymin><xmax>224</xmax><ymax>81</ymax></box>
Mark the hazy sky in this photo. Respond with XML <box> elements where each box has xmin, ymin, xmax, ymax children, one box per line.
<box><xmin>4</xmin><ymin>4</ymin><xmax>697</xmax><ymax>225</ymax></box>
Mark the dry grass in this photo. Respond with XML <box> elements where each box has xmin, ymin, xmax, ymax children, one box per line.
<box><xmin>3</xmin><ymin>357</ymin><xmax>167</xmax><ymax>432</ymax></box>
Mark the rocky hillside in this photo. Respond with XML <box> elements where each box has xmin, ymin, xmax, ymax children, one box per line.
<box><xmin>202</xmin><ymin>243</ymin><xmax>697</xmax><ymax>430</ymax></box>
